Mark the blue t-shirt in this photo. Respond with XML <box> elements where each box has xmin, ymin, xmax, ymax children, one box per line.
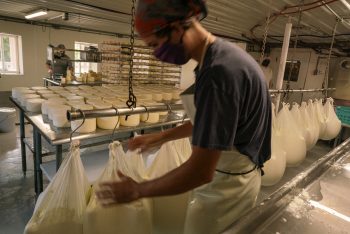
<box><xmin>192</xmin><ymin>38</ymin><xmax>271</xmax><ymax>166</ymax></box>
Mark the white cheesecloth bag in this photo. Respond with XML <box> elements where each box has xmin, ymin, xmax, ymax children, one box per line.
<box><xmin>24</xmin><ymin>141</ymin><xmax>90</xmax><ymax>234</ymax></box>
<box><xmin>276</xmin><ymin>103</ymin><xmax>306</xmax><ymax>167</ymax></box>
<box><xmin>290</xmin><ymin>103</ymin><xmax>309</xmax><ymax>146</ymax></box>
<box><xmin>262</xmin><ymin>103</ymin><xmax>286</xmax><ymax>186</ymax></box>
<box><xmin>147</xmin><ymin>138</ymin><xmax>192</xmax><ymax>234</ymax></box>
<box><xmin>299</xmin><ymin>101</ymin><xmax>318</xmax><ymax>150</ymax></box>
<box><xmin>315</xmin><ymin>99</ymin><xmax>327</xmax><ymax>139</ymax></box>
<box><xmin>83</xmin><ymin>141</ymin><xmax>152</xmax><ymax>234</ymax></box>
<box><xmin>320</xmin><ymin>98</ymin><xmax>341</xmax><ymax>140</ymax></box>
<box><xmin>307</xmin><ymin>99</ymin><xmax>320</xmax><ymax>142</ymax></box>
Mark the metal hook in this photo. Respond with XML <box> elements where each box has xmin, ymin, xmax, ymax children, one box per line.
<box><xmin>165</xmin><ymin>103</ymin><xmax>172</xmax><ymax>114</ymax></box>
<box><xmin>69</xmin><ymin>109</ymin><xmax>85</xmax><ymax>143</ymax></box>
<box><xmin>140</xmin><ymin>105</ymin><xmax>149</xmax><ymax>122</ymax></box>
<box><xmin>181</xmin><ymin>113</ymin><xmax>188</xmax><ymax>124</ymax></box>
<box><xmin>111</xmin><ymin>107</ymin><xmax>120</xmax><ymax>142</ymax></box>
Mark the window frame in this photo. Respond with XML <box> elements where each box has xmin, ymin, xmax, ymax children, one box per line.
<box><xmin>74</xmin><ymin>41</ymin><xmax>98</xmax><ymax>76</ymax></box>
<box><xmin>0</xmin><ymin>33</ymin><xmax>23</xmax><ymax>75</ymax></box>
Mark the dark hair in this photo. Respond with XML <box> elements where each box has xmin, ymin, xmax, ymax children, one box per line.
<box><xmin>262</xmin><ymin>58</ymin><xmax>270</xmax><ymax>67</ymax></box>
<box><xmin>154</xmin><ymin>20</ymin><xmax>193</xmax><ymax>38</ymax></box>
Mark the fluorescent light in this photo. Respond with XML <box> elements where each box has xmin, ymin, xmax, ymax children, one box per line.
<box><xmin>340</xmin><ymin>0</ymin><xmax>350</xmax><ymax>10</ymax></box>
<box><xmin>25</xmin><ymin>10</ymin><xmax>47</xmax><ymax>19</ymax></box>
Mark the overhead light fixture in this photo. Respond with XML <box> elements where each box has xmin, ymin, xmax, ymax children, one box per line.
<box><xmin>25</xmin><ymin>9</ymin><xmax>47</xmax><ymax>19</ymax></box>
<box><xmin>340</xmin><ymin>0</ymin><xmax>350</xmax><ymax>10</ymax></box>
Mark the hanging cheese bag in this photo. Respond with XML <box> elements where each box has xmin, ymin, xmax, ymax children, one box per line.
<box><xmin>262</xmin><ymin>103</ymin><xmax>286</xmax><ymax>186</ymax></box>
<box><xmin>320</xmin><ymin>98</ymin><xmax>341</xmax><ymax>140</ymax></box>
<box><xmin>276</xmin><ymin>103</ymin><xmax>306</xmax><ymax>167</ymax></box>
<box><xmin>146</xmin><ymin>138</ymin><xmax>192</xmax><ymax>234</ymax></box>
<box><xmin>24</xmin><ymin>141</ymin><xmax>90</xmax><ymax>234</ymax></box>
<box><xmin>307</xmin><ymin>99</ymin><xmax>320</xmax><ymax>142</ymax></box>
<box><xmin>315</xmin><ymin>99</ymin><xmax>327</xmax><ymax>139</ymax></box>
<box><xmin>83</xmin><ymin>141</ymin><xmax>152</xmax><ymax>234</ymax></box>
<box><xmin>299</xmin><ymin>101</ymin><xmax>317</xmax><ymax>150</ymax></box>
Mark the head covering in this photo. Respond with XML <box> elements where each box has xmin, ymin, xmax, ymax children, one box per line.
<box><xmin>135</xmin><ymin>0</ymin><xmax>207</xmax><ymax>37</ymax></box>
<box><xmin>57</xmin><ymin>44</ymin><xmax>66</xmax><ymax>50</ymax></box>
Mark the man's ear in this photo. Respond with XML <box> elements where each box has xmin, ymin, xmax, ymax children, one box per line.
<box><xmin>168</xmin><ymin>21</ymin><xmax>185</xmax><ymax>43</ymax></box>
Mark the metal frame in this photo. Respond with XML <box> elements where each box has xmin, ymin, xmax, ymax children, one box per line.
<box><xmin>43</xmin><ymin>77</ymin><xmax>109</xmax><ymax>87</ymax></box>
<box><xmin>10</xmin><ymin>96</ymin><xmax>187</xmax><ymax>194</ymax></box>
<box><xmin>269</xmin><ymin>87</ymin><xmax>335</xmax><ymax>94</ymax></box>
<box><xmin>67</xmin><ymin>103</ymin><xmax>184</xmax><ymax>120</ymax></box>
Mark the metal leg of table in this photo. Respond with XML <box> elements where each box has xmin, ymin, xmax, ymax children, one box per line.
<box><xmin>33</xmin><ymin>128</ymin><xmax>43</xmax><ymax>194</ymax></box>
<box><xmin>56</xmin><ymin>145</ymin><xmax>63</xmax><ymax>171</ymax></box>
<box><xmin>19</xmin><ymin>110</ymin><xmax>27</xmax><ymax>175</ymax></box>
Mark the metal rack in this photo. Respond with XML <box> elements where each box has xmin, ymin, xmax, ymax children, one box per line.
<box><xmin>43</xmin><ymin>77</ymin><xmax>109</xmax><ymax>87</ymax></box>
<box><xmin>269</xmin><ymin>88</ymin><xmax>336</xmax><ymax>94</ymax></box>
<box><xmin>9</xmin><ymin>96</ymin><xmax>187</xmax><ymax>194</ymax></box>
<box><xmin>67</xmin><ymin>103</ymin><xmax>184</xmax><ymax>120</ymax></box>
<box><xmin>100</xmin><ymin>41</ymin><xmax>181</xmax><ymax>85</ymax></box>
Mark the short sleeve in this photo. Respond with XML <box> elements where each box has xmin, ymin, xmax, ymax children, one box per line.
<box><xmin>192</xmin><ymin>75</ymin><xmax>240</xmax><ymax>151</ymax></box>
<box><xmin>67</xmin><ymin>58</ymin><xmax>73</xmax><ymax>69</ymax></box>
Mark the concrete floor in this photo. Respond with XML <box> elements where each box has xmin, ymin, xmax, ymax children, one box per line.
<box><xmin>0</xmin><ymin>122</ymin><xmax>334</xmax><ymax>234</ymax></box>
<box><xmin>0</xmin><ymin>125</ymin><xmax>36</xmax><ymax>234</ymax></box>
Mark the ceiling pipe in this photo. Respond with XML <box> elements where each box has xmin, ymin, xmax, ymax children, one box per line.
<box><xmin>0</xmin><ymin>15</ymin><xmax>130</xmax><ymax>38</ymax></box>
<box><xmin>64</xmin><ymin>0</ymin><xmax>131</xmax><ymax>16</ymax></box>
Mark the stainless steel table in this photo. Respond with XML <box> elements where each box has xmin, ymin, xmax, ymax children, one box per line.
<box><xmin>10</xmin><ymin>96</ymin><xmax>187</xmax><ymax>194</ymax></box>
<box><xmin>43</xmin><ymin>77</ymin><xmax>109</xmax><ymax>87</ymax></box>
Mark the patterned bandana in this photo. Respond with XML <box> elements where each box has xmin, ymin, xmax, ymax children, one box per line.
<box><xmin>135</xmin><ymin>0</ymin><xmax>207</xmax><ymax>37</ymax></box>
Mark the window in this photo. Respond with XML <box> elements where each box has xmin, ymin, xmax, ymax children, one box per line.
<box><xmin>0</xmin><ymin>33</ymin><xmax>23</xmax><ymax>75</ymax></box>
<box><xmin>283</xmin><ymin>60</ymin><xmax>301</xmax><ymax>82</ymax></box>
<box><xmin>74</xmin><ymin>41</ymin><xmax>98</xmax><ymax>76</ymax></box>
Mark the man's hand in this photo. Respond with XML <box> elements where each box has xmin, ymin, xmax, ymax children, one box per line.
<box><xmin>96</xmin><ymin>171</ymin><xmax>140</xmax><ymax>206</ymax></box>
<box><xmin>128</xmin><ymin>133</ymin><xmax>164</xmax><ymax>152</ymax></box>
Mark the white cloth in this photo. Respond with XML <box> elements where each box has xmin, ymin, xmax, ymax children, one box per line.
<box><xmin>184</xmin><ymin>150</ymin><xmax>261</xmax><ymax>234</ymax></box>
<box><xmin>180</xmin><ymin>88</ymin><xmax>261</xmax><ymax>234</ymax></box>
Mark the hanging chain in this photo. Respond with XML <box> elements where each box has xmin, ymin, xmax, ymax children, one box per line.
<box><xmin>322</xmin><ymin>19</ymin><xmax>339</xmax><ymax>98</ymax></box>
<box><xmin>259</xmin><ymin>1</ymin><xmax>272</xmax><ymax>64</ymax></box>
<box><xmin>286</xmin><ymin>0</ymin><xmax>304</xmax><ymax>95</ymax></box>
<box><xmin>126</xmin><ymin>0</ymin><xmax>137</xmax><ymax>108</ymax></box>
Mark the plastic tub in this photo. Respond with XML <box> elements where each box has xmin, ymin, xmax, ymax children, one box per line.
<box><xmin>25</xmin><ymin>99</ymin><xmax>45</xmax><ymax>112</ymax></box>
<box><xmin>48</xmin><ymin>104</ymin><xmax>71</xmax><ymax>120</ymax></box>
<box><xmin>41</xmin><ymin>100</ymin><xmax>66</xmax><ymax>115</ymax></box>
<box><xmin>51</xmin><ymin>105</ymin><xmax>72</xmax><ymax>128</ymax></box>
<box><xmin>12</xmin><ymin>87</ymin><xmax>30</xmax><ymax>98</ymax></box>
<box><xmin>20</xmin><ymin>94</ymin><xmax>41</xmax><ymax>106</ymax></box>
<box><xmin>0</xmin><ymin>107</ymin><xmax>16</xmax><ymax>133</ymax></box>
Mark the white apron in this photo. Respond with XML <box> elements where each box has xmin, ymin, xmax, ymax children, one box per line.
<box><xmin>180</xmin><ymin>84</ymin><xmax>261</xmax><ymax>234</ymax></box>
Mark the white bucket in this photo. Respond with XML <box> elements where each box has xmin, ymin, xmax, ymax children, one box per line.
<box><xmin>0</xmin><ymin>108</ymin><xmax>16</xmax><ymax>133</ymax></box>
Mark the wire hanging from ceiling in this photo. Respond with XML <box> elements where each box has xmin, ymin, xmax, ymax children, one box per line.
<box><xmin>250</xmin><ymin>0</ymin><xmax>340</xmax><ymax>40</ymax></box>
<box><xmin>322</xmin><ymin>19</ymin><xmax>340</xmax><ymax>98</ymax></box>
<box><xmin>259</xmin><ymin>0</ymin><xmax>272</xmax><ymax>64</ymax></box>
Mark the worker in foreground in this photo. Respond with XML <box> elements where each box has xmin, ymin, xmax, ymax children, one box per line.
<box><xmin>97</xmin><ymin>0</ymin><xmax>271</xmax><ymax>233</ymax></box>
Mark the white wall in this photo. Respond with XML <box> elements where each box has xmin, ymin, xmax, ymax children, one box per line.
<box><xmin>268</xmin><ymin>48</ymin><xmax>328</xmax><ymax>103</ymax></box>
<box><xmin>0</xmin><ymin>20</ymin><xmax>118</xmax><ymax>91</ymax></box>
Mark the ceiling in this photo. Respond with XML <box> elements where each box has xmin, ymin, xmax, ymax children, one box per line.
<box><xmin>0</xmin><ymin>0</ymin><xmax>350</xmax><ymax>54</ymax></box>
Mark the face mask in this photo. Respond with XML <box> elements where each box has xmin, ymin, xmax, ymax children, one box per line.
<box><xmin>153</xmin><ymin>39</ymin><xmax>190</xmax><ymax>65</ymax></box>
